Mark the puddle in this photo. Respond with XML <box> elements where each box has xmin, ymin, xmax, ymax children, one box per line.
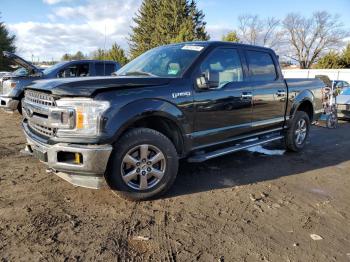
<box><xmin>246</xmin><ymin>145</ymin><xmax>285</xmax><ymax>156</ymax></box>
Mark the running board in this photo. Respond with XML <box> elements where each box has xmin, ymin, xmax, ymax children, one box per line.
<box><xmin>187</xmin><ymin>135</ymin><xmax>284</xmax><ymax>163</ymax></box>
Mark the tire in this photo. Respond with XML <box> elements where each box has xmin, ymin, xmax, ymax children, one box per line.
<box><xmin>17</xmin><ymin>101</ymin><xmax>22</xmax><ymax>115</ymax></box>
<box><xmin>106</xmin><ymin>128</ymin><xmax>179</xmax><ymax>201</ymax></box>
<box><xmin>285</xmin><ymin>111</ymin><xmax>311</xmax><ymax>152</ymax></box>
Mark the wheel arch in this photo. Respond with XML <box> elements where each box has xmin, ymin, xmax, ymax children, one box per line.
<box><xmin>289</xmin><ymin>89</ymin><xmax>315</xmax><ymax>122</ymax></box>
<box><xmin>107</xmin><ymin>99</ymin><xmax>190</xmax><ymax>157</ymax></box>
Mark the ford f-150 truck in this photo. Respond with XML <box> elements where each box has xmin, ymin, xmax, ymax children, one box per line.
<box><xmin>21</xmin><ymin>42</ymin><xmax>324</xmax><ymax>200</ymax></box>
<box><xmin>0</xmin><ymin>51</ymin><xmax>120</xmax><ymax>113</ymax></box>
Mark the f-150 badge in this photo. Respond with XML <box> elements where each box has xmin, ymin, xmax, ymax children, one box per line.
<box><xmin>172</xmin><ymin>92</ymin><xmax>192</xmax><ymax>99</ymax></box>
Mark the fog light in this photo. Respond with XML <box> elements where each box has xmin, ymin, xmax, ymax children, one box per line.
<box><xmin>75</xmin><ymin>153</ymin><xmax>82</xmax><ymax>164</ymax></box>
<box><xmin>57</xmin><ymin>151</ymin><xmax>83</xmax><ymax>165</ymax></box>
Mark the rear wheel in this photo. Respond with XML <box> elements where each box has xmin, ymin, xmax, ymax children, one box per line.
<box><xmin>106</xmin><ymin>128</ymin><xmax>178</xmax><ymax>201</ymax></box>
<box><xmin>285</xmin><ymin>111</ymin><xmax>311</xmax><ymax>152</ymax></box>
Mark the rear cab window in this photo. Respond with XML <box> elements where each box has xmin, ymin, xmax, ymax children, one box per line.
<box><xmin>246</xmin><ymin>50</ymin><xmax>277</xmax><ymax>81</ymax></box>
<box><xmin>95</xmin><ymin>63</ymin><xmax>116</xmax><ymax>76</ymax></box>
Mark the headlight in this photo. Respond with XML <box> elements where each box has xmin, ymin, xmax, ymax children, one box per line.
<box><xmin>54</xmin><ymin>98</ymin><xmax>110</xmax><ymax>138</ymax></box>
<box><xmin>2</xmin><ymin>80</ymin><xmax>17</xmax><ymax>95</ymax></box>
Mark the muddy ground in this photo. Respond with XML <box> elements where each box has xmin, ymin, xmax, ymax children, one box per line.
<box><xmin>0</xmin><ymin>110</ymin><xmax>350</xmax><ymax>262</ymax></box>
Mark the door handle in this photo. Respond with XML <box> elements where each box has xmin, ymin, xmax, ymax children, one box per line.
<box><xmin>241</xmin><ymin>92</ymin><xmax>252</xmax><ymax>99</ymax></box>
<box><xmin>276</xmin><ymin>90</ymin><xmax>286</xmax><ymax>97</ymax></box>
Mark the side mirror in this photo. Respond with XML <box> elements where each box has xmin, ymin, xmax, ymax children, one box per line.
<box><xmin>196</xmin><ymin>74</ymin><xmax>209</xmax><ymax>89</ymax></box>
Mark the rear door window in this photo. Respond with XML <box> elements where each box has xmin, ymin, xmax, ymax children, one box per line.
<box><xmin>246</xmin><ymin>51</ymin><xmax>277</xmax><ymax>81</ymax></box>
<box><xmin>95</xmin><ymin>63</ymin><xmax>116</xmax><ymax>76</ymax></box>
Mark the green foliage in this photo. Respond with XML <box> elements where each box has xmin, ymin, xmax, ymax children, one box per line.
<box><xmin>61</xmin><ymin>51</ymin><xmax>87</xmax><ymax>61</ymax></box>
<box><xmin>91</xmin><ymin>44</ymin><xmax>128</xmax><ymax>66</ymax></box>
<box><xmin>222</xmin><ymin>31</ymin><xmax>240</xmax><ymax>42</ymax></box>
<box><xmin>315</xmin><ymin>51</ymin><xmax>344</xmax><ymax>69</ymax></box>
<box><xmin>341</xmin><ymin>44</ymin><xmax>350</xmax><ymax>67</ymax></box>
<box><xmin>0</xmin><ymin>16</ymin><xmax>16</xmax><ymax>71</ymax></box>
<box><xmin>315</xmin><ymin>44</ymin><xmax>350</xmax><ymax>69</ymax></box>
<box><xmin>106</xmin><ymin>43</ymin><xmax>128</xmax><ymax>66</ymax></box>
<box><xmin>91</xmin><ymin>49</ymin><xmax>105</xmax><ymax>60</ymax></box>
<box><xmin>129</xmin><ymin>0</ymin><xmax>209</xmax><ymax>59</ymax></box>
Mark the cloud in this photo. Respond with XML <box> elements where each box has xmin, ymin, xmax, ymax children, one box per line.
<box><xmin>9</xmin><ymin>0</ymin><xmax>142</xmax><ymax>61</ymax></box>
<box><xmin>8</xmin><ymin>0</ymin><xmax>233</xmax><ymax>61</ymax></box>
<box><xmin>42</xmin><ymin>0</ymin><xmax>74</xmax><ymax>5</ymax></box>
<box><xmin>206</xmin><ymin>25</ymin><xmax>232</xmax><ymax>40</ymax></box>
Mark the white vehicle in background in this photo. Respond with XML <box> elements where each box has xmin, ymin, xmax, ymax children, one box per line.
<box><xmin>336</xmin><ymin>88</ymin><xmax>350</xmax><ymax>120</ymax></box>
<box><xmin>0</xmin><ymin>71</ymin><xmax>12</xmax><ymax>93</ymax></box>
<box><xmin>0</xmin><ymin>71</ymin><xmax>11</xmax><ymax>77</ymax></box>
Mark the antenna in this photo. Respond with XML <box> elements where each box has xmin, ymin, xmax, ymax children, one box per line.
<box><xmin>104</xmin><ymin>23</ymin><xmax>106</xmax><ymax>75</ymax></box>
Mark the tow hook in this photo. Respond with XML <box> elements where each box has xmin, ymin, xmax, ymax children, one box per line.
<box><xmin>20</xmin><ymin>144</ymin><xmax>33</xmax><ymax>156</ymax></box>
<box><xmin>46</xmin><ymin>168</ymin><xmax>56</xmax><ymax>174</ymax></box>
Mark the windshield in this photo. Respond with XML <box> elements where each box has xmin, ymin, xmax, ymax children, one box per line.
<box><xmin>13</xmin><ymin>67</ymin><xmax>28</xmax><ymax>77</ymax></box>
<box><xmin>116</xmin><ymin>44</ymin><xmax>206</xmax><ymax>77</ymax></box>
<box><xmin>341</xmin><ymin>88</ymin><xmax>350</xmax><ymax>95</ymax></box>
<box><xmin>43</xmin><ymin>62</ymin><xmax>66</xmax><ymax>75</ymax></box>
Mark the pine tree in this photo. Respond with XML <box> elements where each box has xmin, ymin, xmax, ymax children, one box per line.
<box><xmin>106</xmin><ymin>43</ymin><xmax>128</xmax><ymax>66</ymax></box>
<box><xmin>129</xmin><ymin>0</ymin><xmax>159</xmax><ymax>58</ymax></box>
<box><xmin>0</xmin><ymin>16</ymin><xmax>16</xmax><ymax>71</ymax></box>
<box><xmin>61</xmin><ymin>53</ymin><xmax>71</xmax><ymax>61</ymax></box>
<box><xmin>72</xmin><ymin>51</ymin><xmax>85</xmax><ymax>60</ymax></box>
<box><xmin>129</xmin><ymin>0</ymin><xmax>209</xmax><ymax>59</ymax></box>
<box><xmin>222</xmin><ymin>31</ymin><xmax>240</xmax><ymax>43</ymax></box>
<box><xmin>91</xmin><ymin>49</ymin><xmax>106</xmax><ymax>60</ymax></box>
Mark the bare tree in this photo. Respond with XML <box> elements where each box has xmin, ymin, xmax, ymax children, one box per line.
<box><xmin>237</xmin><ymin>15</ymin><xmax>283</xmax><ymax>49</ymax></box>
<box><xmin>283</xmin><ymin>11</ymin><xmax>349</xmax><ymax>69</ymax></box>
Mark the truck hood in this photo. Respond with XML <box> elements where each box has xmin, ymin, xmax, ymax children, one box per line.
<box><xmin>2</xmin><ymin>51</ymin><xmax>41</xmax><ymax>74</ymax></box>
<box><xmin>25</xmin><ymin>76</ymin><xmax>173</xmax><ymax>97</ymax></box>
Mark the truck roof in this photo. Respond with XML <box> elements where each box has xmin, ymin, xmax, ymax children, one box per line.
<box><xmin>59</xmin><ymin>60</ymin><xmax>119</xmax><ymax>64</ymax></box>
<box><xmin>166</xmin><ymin>41</ymin><xmax>275</xmax><ymax>53</ymax></box>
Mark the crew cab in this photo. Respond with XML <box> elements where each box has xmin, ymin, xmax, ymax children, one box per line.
<box><xmin>21</xmin><ymin>42</ymin><xmax>324</xmax><ymax>200</ymax></box>
<box><xmin>0</xmin><ymin>51</ymin><xmax>120</xmax><ymax>112</ymax></box>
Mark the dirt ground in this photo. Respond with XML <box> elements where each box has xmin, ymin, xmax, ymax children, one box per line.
<box><xmin>0</xmin><ymin>110</ymin><xmax>350</xmax><ymax>262</ymax></box>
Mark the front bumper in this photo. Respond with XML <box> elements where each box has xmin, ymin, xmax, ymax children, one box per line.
<box><xmin>23</xmin><ymin>122</ymin><xmax>113</xmax><ymax>189</ymax></box>
<box><xmin>0</xmin><ymin>96</ymin><xmax>19</xmax><ymax>111</ymax></box>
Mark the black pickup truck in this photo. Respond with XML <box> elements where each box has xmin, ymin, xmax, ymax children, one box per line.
<box><xmin>21</xmin><ymin>42</ymin><xmax>324</xmax><ymax>200</ymax></box>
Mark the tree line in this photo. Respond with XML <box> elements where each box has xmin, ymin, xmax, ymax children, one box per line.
<box><xmin>1</xmin><ymin>1</ymin><xmax>349</xmax><ymax>71</ymax></box>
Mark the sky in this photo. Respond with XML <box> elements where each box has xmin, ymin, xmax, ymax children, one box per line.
<box><xmin>1</xmin><ymin>0</ymin><xmax>350</xmax><ymax>61</ymax></box>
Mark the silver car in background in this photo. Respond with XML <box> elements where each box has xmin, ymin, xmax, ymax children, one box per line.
<box><xmin>336</xmin><ymin>88</ymin><xmax>350</xmax><ymax>119</ymax></box>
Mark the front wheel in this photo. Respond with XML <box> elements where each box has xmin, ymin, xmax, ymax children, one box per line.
<box><xmin>106</xmin><ymin>128</ymin><xmax>179</xmax><ymax>201</ymax></box>
<box><xmin>285</xmin><ymin>111</ymin><xmax>311</xmax><ymax>152</ymax></box>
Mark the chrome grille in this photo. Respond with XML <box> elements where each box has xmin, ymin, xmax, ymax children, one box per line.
<box><xmin>25</xmin><ymin>90</ymin><xmax>56</xmax><ymax>106</ymax></box>
<box><xmin>29</xmin><ymin>122</ymin><xmax>55</xmax><ymax>137</ymax></box>
<box><xmin>24</xmin><ymin>90</ymin><xmax>57</xmax><ymax>138</ymax></box>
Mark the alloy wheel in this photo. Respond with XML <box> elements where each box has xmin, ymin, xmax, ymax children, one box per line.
<box><xmin>121</xmin><ymin>144</ymin><xmax>166</xmax><ymax>191</ymax></box>
<box><xmin>295</xmin><ymin>119</ymin><xmax>307</xmax><ymax>145</ymax></box>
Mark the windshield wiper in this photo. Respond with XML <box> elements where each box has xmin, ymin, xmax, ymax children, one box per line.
<box><xmin>121</xmin><ymin>71</ymin><xmax>158</xmax><ymax>77</ymax></box>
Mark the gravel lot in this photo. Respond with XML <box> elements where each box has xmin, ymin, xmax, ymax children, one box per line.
<box><xmin>1</xmin><ymin>110</ymin><xmax>350</xmax><ymax>261</ymax></box>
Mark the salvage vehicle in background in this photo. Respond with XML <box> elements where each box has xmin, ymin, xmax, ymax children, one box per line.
<box><xmin>21</xmin><ymin>41</ymin><xmax>324</xmax><ymax>200</ymax></box>
<box><xmin>0</xmin><ymin>51</ymin><xmax>120</xmax><ymax>113</ymax></box>
<box><xmin>333</xmin><ymin>80</ymin><xmax>350</xmax><ymax>90</ymax></box>
<box><xmin>336</xmin><ymin>88</ymin><xmax>350</xmax><ymax>119</ymax></box>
